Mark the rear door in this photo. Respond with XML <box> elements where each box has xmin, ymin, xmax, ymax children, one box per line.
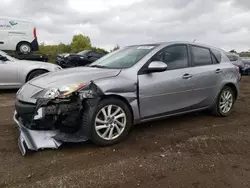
<box><xmin>0</xmin><ymin>18</ymin><xmax>9</xmax><ymax>50</ymax></box>
<box><xmin>188</xmin><ymin>45</ymin><xmax>222</xmax><ymax>108</ymax></box>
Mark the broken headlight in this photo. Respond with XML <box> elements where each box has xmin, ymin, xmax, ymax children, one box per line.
<box><xmin>36</xmin><ymin>83</ymin><xmax>87</xmax><ymax>99</ymax></box>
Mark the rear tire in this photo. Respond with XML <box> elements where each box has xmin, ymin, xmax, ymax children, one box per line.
<box><xmin>212</xmin><ymin>86</ymin><xmax>235</xmax><ymax>117</ymax></box>
<box><xmin>27</xmin><ymin>70</ymin><xmax>48</xmax><ymax>82</ymax></box>
<box><xmin>17</xmin><ymin>42</ymin><xmax>31</xmax><ymax>53</ymax></box>
<box><xmin>83</xmin><ymin>98</ymin><xmax>133</xmax><ymax>146</ymax></box>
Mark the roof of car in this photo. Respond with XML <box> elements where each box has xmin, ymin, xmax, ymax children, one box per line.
<box><xmin>127</xmin><ymin>41</ymin><xmax>225</xmax><ymax>53</ymax></box>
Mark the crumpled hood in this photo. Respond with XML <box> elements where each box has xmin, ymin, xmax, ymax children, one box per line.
<box><xmin>28</xmin><ymin>67</ymin><xmax>121</xmax><ymax>88</ymax></box>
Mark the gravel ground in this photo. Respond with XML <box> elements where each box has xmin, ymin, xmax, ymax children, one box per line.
<box><xmin>1</xmin><ymin>77</ymin><xmax>250</xmax><ymax>188</ymax></box>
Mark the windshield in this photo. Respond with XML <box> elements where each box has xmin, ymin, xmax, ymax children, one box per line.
<box><xmin>77</xmin><ymin>50</ymin><xmax>89</xmax><ymax>56</ymax></box>
<box><xmin>90</xmin><ymin>45</ymin><xmax>158</xmax><ymax>69</ymax></box>
<box><xmin>0</xmin><ymin>51</ymin><xmax>17</xmax><ymax>61</ymax></box>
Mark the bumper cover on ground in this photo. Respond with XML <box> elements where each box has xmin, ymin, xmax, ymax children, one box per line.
<box><xmin>13</xmin><ymin>111</ymin><xmax>62</xmax><ymax>155</ymax></box>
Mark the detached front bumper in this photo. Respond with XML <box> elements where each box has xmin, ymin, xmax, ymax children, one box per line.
<box><xmin>13</xmin><ymin>111</ymin><xmax>62</xmax><ymax>155</ymax></box>
<box><xmin>13</xmin><ymin>98</ymin><xmax>90</xmax><ymax>155</ymax></box>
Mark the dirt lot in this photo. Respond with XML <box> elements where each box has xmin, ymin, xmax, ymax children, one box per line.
<box><xmin>1</xmin><ymin>77</ymin><xmax>250</xmax><ymax>188</ymax></box>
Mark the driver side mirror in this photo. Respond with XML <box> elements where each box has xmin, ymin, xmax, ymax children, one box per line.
<box><xmin>0</xmin><ymin>55</ymin><xmax>8</xmax><ymax>62</ymax></box>
<box><xmin>144</xmin><ymin>61</ymin><xmax>168</xmax><ymax>73</ymax></box>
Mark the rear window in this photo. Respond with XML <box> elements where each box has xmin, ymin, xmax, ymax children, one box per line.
<box><xmin>191</xmin><ymin>46</ymin><xmax>212</xmax><ymax>66</ymax></box>
<box><xmin>211</xmin><ymin>49</ymin><xmax>222</xmax><ymax>63</ymax></box>
<box><xmin>226</xmin><ymin>54</ymin><xmax>238</xmax><ymax>62</ymax></box>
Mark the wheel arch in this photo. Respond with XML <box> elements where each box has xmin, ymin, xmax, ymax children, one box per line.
<box><xmin>223</xmin><ymin>83</ymin><xmax>238</xmax><ymax>100</ymax></box>
<box><xmin>211</xmin><ymin>82</ymin><xmax>239</xmax><ymax>108</ymax></box>
<box><xmin>25</xmin><ymin>69</ymin><xmax>49</xmax><ymax>82</ymax></box>
<box><xmin>100</xmin><ymin>94</ymin><xmax>135</xmax><ymax>124</ymax></box>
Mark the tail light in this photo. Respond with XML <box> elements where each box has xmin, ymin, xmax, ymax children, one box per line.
<box><xmin>236</xmin><ymin>66</ymin><xmax>240</xmax><ymax>72</ymax></box>
<box><xmin>33</xmin><ymin>27</ymin><xmax>37</xmax><ymax>38</ymax></box>
<box><xmin>233</xmin><ymin>65</ymin><xmax>240</xmax><ymax>73</ymax></box>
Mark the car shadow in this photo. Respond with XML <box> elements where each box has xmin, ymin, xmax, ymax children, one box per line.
<box><xmin>54</xmin><ymin>111</ymin><xmax>208</xmax><ymax>153</ymax></box>
<box><xmin>0</xmin><ymin>89</ymin><xmax>18</xmax><ymax>94</ymax></box>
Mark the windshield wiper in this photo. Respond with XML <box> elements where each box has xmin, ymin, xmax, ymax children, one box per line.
<box><xmin>89</xmin><ymin>65</ymin><xmax>108</xmax><ymax>68</ymax></box>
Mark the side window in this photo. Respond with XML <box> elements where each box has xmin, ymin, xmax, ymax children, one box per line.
<box><xmin>88</xmin><ymin>52</ymin><xmax>94</xmax><ymax>57</ymax></box>
<box><xmin>211</xmin><ymin>49</ymin><xmax>221</xmax><ymax>63</ymax></box>
<box><xmin>211</xmin><ymin>54</ymin><xmax>218</xmax><ymax>64</ymax></box>
<box><xmin>152</xmin><ymin>45</ymin><xmax>188</xmax><ymax>70</ymax></box>
<box><xmin>226</xmin><ymin>54</ymin><xmax>235</xmax><ymax>62</ymax></box>
<box><xmin>89</xmin><ymin>52</ymin><xmax>100</xmax><ymax>58</ymax></box>
<box><xmin>191</xmin><ymin>46</ymin><xmax>212</xmax><ymax>66</ymax></box>
<box><xmin>233</xmin><ymin>55</ymin><xmax>239</xmax><ymax>61</ymax></box>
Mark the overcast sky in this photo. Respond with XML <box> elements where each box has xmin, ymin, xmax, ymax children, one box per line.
<box><xmin>1</xmin><ymin>0</ymin><xmax>250</xmax><ymax>51</ymax></box>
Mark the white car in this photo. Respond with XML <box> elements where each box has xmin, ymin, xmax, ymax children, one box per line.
<box><xmin>0</xmin><ymin>50</ymin><xmax>62</xmax><ymax>89</ymax></box>
<box><xmin>0</xmin><ymin>17</ymin><xmax>38</xmax><ymax>53</ymax></box>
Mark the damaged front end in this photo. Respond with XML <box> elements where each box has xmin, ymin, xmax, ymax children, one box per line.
<box><xmin>14</xmin><ymin>82</ymin><xmax>102</xmax><ymax>155</ymax></box>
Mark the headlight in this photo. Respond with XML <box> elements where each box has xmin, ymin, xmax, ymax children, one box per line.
<box><xmin>39</xmin><ymin>83</ymin><xmax>87</xmax><ymax>99</ymax></box>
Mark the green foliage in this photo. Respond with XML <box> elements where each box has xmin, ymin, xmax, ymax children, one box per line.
<box><xmin>229</xmin><ymin>49</ymin><xmax>237</xmax><ymax>53</ymax></box>
<box><xmin>110</xmin><ymin>45</ymin><xmax>120</xmax><ymax>52</ymax></box>
<box><xmin>38</xmin><ymin>34</ymin><xmax>108</xmax><ymax>63</ymax></box>
<box><xmin>70</xmin><ymin>34</ymin><xmax>91</xmax><ymax>53</ymax></box>
<box><xmin>228</xmin><ymin>49</ymin><xmax>250</xmax><ymax>57</ymax></box>
<box><xmin>91</xmin><ymin>46</ymin><xmax>108</xmax><ymax>53</ymax></box>
<box><xmin>239</xmin><ymin>51</ymin><xmax>250</xmax><ymax>57</ymax></box>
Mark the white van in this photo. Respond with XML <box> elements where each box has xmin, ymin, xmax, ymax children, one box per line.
<box><xmin>0</xmin><ymin>17</ymin><xmax>39</xmax><ymax>53</ymax></box>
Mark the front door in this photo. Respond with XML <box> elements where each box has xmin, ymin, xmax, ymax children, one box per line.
<box><xmin>138</xmin><ymin>44</ymin><xmax>196</xmax><ymax>119</ymax></box>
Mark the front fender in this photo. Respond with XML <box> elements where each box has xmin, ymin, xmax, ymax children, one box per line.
<box><xmin>92</xmin><ymin>76</ymin><xmax>140</xmax><ymax>124</ymax></box>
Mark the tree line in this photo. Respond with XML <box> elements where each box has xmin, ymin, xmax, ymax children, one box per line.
<box><xmin>38</xmin><ymin>34</ymin><xmax>250</xmax><ymax>63</ymax></box>
<box><xmin>38</xmin><ymin>34</ymin><xmax>120</xmax><ymax>63</ymax></box>
<box><xmin>229</xmin><ymin>49</ymin><xmax>250</xmax><ymax>57</ymax></box>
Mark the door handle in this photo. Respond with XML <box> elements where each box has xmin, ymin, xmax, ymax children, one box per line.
<box><xmin>0</xmin><ymin>42</ymin><xmax>4</xmax><ymax>44</ymax></box>
<box><xmin>182</xmin><ymin>74</ymin><xmax>193</xmax><ymax>79</ymax></box>
<box><xmin>215</xmin><ymin>69</ymin><xmax>222</xmax><ymax>74</ymax></box>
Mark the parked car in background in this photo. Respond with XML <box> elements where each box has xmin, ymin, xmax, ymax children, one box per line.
<box><xmin>0</xmin><ymin>50</ymin><xmax>61</xmax><ymax>89</ymax></box>
<box><xmin>241</xmin><ymin>57</ymin><xmax>250</xmax><ymax>76</ymax></box>
<box><xmin>226</xmin><ymin>53</ymin><xmax>245</xmax><ymax>77</ymax></box>
<box><xmin>55</xmin><ymin>50</ymin><xmax>107</xmax><ymax>68</ymax></box>
<box><xmin>8</xmin><ymin>52</ymin><xmax>49</xmax><ymax>62</ymax></box>
<box><xmin>14</xmin><ymin>41</ymin><xmax>240</xmax><ymax>155</ymax></box>
<box><xmin>0</xmin><ymin>17</ymin><xmax>39</xmax><ymax>53</ymax></box>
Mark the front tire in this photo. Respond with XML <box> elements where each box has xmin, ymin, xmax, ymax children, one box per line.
<box><xmin>85</xmin><ymin>98</ymin><xmax>133</xmax><ymax>146</ymax></box>
<box><xmin>212</xmin><ymin>86</ymin><xmax>235</xmax><ymax>117</ymax></box>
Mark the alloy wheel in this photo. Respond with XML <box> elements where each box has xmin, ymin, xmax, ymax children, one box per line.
<box><xmin>20</xmin><ymin>44</ymin><xmax>31</xmax><ymax>53</ymax></box>
<box><xmin>219</xmin><ymin>90</ymin><xmax>233</xmax><ymax>114</ymax></box>
<box><xmin>95</xmin><ymin>105</ymin><xmax>126</xmax><ymax>140</ymax></box>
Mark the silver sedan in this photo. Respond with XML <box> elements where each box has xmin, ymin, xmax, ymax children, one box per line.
<box><xmin>0</xmin><ymin>50</ymin><xmax>62</xmax><ymax>89</ymax></box>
